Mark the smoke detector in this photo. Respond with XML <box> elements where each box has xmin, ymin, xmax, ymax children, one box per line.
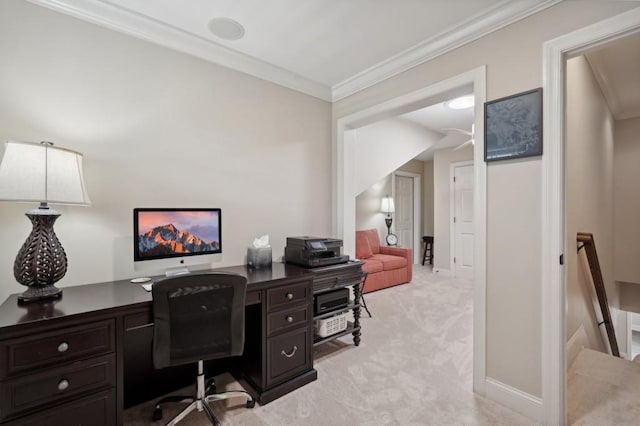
<box><xmin>208</xmin><ymin>17</ymin><xmax>245</xmax><ymax>41</ymax></box>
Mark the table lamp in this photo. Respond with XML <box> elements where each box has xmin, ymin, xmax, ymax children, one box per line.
<box><xmin>0</xmin><ymin>141</ymin><xmax>90</xmax><ymax>303</ymax></box>
<box><xmin>380</xmin><ymin>195</ymin><xmax>395</xmax><ymax>235</ymax></box>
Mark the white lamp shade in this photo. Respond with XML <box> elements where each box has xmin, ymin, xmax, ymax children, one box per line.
<box><xmin>0</xmin><ymin>141</ymin><xmax>91</xmax><ymax>205</ymax></box>
<box><xmin>380</xmin><ymin>196</ymin><xmax>395</xmax><ymax>214</ymax></box>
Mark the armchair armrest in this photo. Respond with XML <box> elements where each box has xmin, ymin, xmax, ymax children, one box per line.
<box><xmin>380</xmin><ymin>246</ymin><xmax>412</xmax><ymax>259</ymax></box>
<box><xmin>380</xmin><ymin>246</ymin><xmax>413</xmax><ymax>282</ymax></box>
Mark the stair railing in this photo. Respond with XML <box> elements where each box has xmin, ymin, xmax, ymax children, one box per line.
<box><xmin>577</xmin><ymin>232</ymin><xmax>620</xmax><ymax>357</ymax></box>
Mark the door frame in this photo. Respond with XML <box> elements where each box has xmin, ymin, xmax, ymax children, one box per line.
<box><xmin>392</xmin><ymin>171</ymin><xmax>422</xmax><ymax>264</ymax></box>
<box><xmin>450</xmin><ymin>160</ymin><xmax>474</xmax><ymax>278</ymax></box>
<box><xmin>542</xmin><ymin>8</ymin><xmax>640</xmax><ymax>425</ymax></box>
<box><xmin>334</xmin><ymin>66</ymin><xmax>487</xmax><ymax>395</ymax></box>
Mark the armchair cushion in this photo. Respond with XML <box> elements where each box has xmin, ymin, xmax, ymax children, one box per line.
<box><xmin>355</xmin><ymin>231</ymin><xmax>373</xmax><ymax>259</ymax></box>
<box><xmin>363</xmin><ymin>229</ymin><xmax>381</xmax><ymax>254</ymax></box>
<box><xmin>369</xmin><ymin>254</ymin><xmax>407</xmax><ymax>270</ymax></box>
<box><xmin>361</xmin><ymin>259</ymin><xmax>383</xmax><ymax>274</ymax></box>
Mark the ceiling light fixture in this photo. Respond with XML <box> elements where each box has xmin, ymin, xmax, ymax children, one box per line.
<box><xmin>446</xmin><ymin>95</ymin><xmax>475</xmax><ymax>110</ymax></box>
<box><xmin>208</xmin><ymin>17</ymin><xmax>245</xmax><ymax>41</ymax></box>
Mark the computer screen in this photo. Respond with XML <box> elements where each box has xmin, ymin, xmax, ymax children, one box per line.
<box><xmin>133</xmin><ymin>208</ymin><xmax>221</xmax><ymax>262</ymax></box>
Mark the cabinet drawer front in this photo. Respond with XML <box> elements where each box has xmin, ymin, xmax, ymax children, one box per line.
<box><xmin>266</xmin><ymin>281</ymin><xmax>311</xmax><ymax>312</ymax></box>
<box><xmin>267</xmin><ymin>305</ymin><xmax>311</xmax><ymax>336</ymax></box>
<box><xmin>0</xmin><ymin>354</ymin><xmax>115</xmax><ymax>421</ymax></box>
<box><xmin>266</xmin><ymin>328</ymin><xmax>311</xmax><ymax>387</ymax></box>
<box><xmin>0</xmin><ymin>320</ymin><xmax>115</xmax><ymax>378</ymax></box>
<box><xmin>6</xmin><ymin>389</ymin><xmax>115</xmax><ymax>426</ymax></box>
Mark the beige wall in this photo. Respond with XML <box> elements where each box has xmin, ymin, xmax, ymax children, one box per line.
<box><xmin>423</xmin><ymin>160</ymin><xmax>434</xmax><ymax>237</ymax></box>
<box><xmin>565</xmin><ymin>55</ymin><xmax>616</xmax><ymax>355</ymax></box>
<box><xmin>432</xmin><ymin>145</ymin><xmax>473</xmax><ymax>271</ymax></box>
<box><xmin>333</xmin><ymin>1</ymin><xmax>636</xmax><ymax>398</ymax></box>
<box><xmin>355</xmin><ymin>158</ymin><xmax>424</xmax><ymax>247</ymax></box>
<box><xmin>354</xmin><ymin>118</ymin><xmax>440</xmax><ymax>195</ymax></box>
<box><xmin>355</xmin><ymin>176</ymin><xmax>390</xmax><ymax>243</ymax></box>
<box><xmin>614</xmin><ymin>117</ymin><xmax>640</xmax><ymax>284</ymax></box>
<box><xmin>0</xmin><ymin>0</ymin><xmax>331</xmax><ymax>303</ymax></box>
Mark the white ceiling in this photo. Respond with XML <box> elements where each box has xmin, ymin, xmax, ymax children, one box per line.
<box><xmin>28</xmin><ymin>0</ymin><xmax>561</xmax><ymax>101</ymax></box>
<box><xmin>21</xmin><ymin>0</ymin><xmax>639</xmax><ymax>164</ymax></box>
<box><xmin>400</xmin><ymin>98</ymin><xmax>475</xmax><ymax>160</ymax></box>
<box><xmin>585</xmin><ymin>32</ymin><xmax>640</xmax><ymax>120</ymax></box>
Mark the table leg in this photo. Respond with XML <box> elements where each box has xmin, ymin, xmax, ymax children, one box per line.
<box><xmin>352</xmin><ymin>281</ymin><xmax>362</xmax><ymax>346</ymax></box>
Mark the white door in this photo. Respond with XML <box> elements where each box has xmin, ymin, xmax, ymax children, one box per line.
<box><xmin>395</xmin><ymin>175</ymin><xmax>414</xmax><ymax>250</ymax></box>
<box><xmin>453</xmin><ymin>164</ymin><xmax>474</xmax><ymax>279</ymax></box>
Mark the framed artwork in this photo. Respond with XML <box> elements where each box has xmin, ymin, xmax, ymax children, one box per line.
<box><xmin>484</xmin><ymin>88</ymin><xmax>542</xmax><ymax>162</ymax></box>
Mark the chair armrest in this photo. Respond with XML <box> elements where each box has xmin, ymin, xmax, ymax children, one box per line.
<box><xmin>380</xmin><ymin>246</ymin><xmax>412</xmax><ymax>260</ymax></box>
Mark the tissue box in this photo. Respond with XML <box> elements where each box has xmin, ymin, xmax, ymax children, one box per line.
<box><xmin>247</xmin><ymin>247</ymin><xmax>272</xmax><ymax>268</ymax></box>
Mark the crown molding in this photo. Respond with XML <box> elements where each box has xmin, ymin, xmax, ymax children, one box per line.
<box><xmin>27</xmin><ymin>0</ymin><xmax>561</xmax><ymax>103</ymax></box>
<box><xmin>330</xmin><ymin>0</ymin><xmax>563</xmax><ymax>101</ymax></box>
<box><xmin>585</xmin><ymin>54</ymin><xmax>624</xmax><ymax>119</ymax></box>
<box><xmin>26</xmin><ymin>0</ymin><xmax>332</xmax><ymax>101</ymax></box>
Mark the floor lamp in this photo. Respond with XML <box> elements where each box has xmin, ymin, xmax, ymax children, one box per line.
<box><xmin>0</xmin><ymin>141</ymin><xmax>91</xmax><ymax>303</ymax></box>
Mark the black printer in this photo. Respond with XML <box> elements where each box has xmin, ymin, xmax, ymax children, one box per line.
<box><xmin>284</xmin><ymin>236</ymin><xmax>349</xmax><ymax>268</ymax></box>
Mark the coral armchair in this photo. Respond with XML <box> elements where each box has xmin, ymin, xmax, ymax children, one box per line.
<box><xmin>355</xmin><ymin>229</ymin><xmax>412</xmax><ymax>293</ymax></box>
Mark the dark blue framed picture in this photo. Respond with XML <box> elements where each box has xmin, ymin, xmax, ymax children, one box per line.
<box><xmin>484</xmin><ymin>88</ymin><xmax>542</xmax><ymax>162</ymax></box>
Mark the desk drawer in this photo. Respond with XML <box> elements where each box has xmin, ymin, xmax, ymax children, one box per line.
<box><xmin>267</xmin><ymin>305</ymin><xmax>311</xmax><ymax>336</ymax></box>
<box><xmin>0</xmin><ymin>320</ymin><xmax>115</xmax><ymax>379</ymax></box>
<box><xmin>266</xmin><ymin>328</ymin><xmax>311</xmax><ymax>387</ymax></box>
<box><xmin>313</xmin><ymin>271</ymin><xmax>362</xmax><ymax>293</ymax></box>
<box><xmin>0</xmin><ymin>354</ymin><xmax>115</xmax><ymax>421</ymax></box>
<box><xmin>6</xmin><ymin>388</ymin><xmax>115</xmax><ymax>426</ymax></box>
<box><xmin>266</xmin><ymin>281</ymin><xmax>311</xmax><ymax>312</ymax></box>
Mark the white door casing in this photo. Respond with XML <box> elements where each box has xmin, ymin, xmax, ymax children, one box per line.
<box><xmin>451</xmin><ymin>162</ymin><xmax>474</xmax><ymax>279</ymax></box>
<box><xmin>542</xmin><ymin>8</ymin><xmax>640</xmax><ymax>425</ymax></box>
<box><xmin>335</xmin><ymin>66</ymin><xmax>487</xmax><ymax>397</ymax></box>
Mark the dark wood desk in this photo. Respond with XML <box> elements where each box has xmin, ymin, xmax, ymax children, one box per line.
<box><xmin>0</xmin><ymin>261</ymin><xmax>362</xmax><ymax>425</ymax></box>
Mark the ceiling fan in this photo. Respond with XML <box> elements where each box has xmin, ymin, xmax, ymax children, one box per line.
<box><xmin>442</xmin><ymin>124</ymin><xmax>475</xmax><ymax>151</ymax></box>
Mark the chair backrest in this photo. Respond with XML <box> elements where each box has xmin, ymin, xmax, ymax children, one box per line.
<box><xmin>152</xmin><ymin>272</ymin><xmax>248</xmax><ymax>369</ymax></box>
<box><xmin>356</xmin><ymin>229</ymin><xmax>381</xmax><ymax>256</ymax></box>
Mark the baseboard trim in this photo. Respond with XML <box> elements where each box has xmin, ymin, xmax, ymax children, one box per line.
<box><xmin>485</xmin><ymin>378</ymin><xmax>542</xmax><ymax>423</ymax></box>
<box><xmin>567</xmin><ymin>324</ymin><xmax>588</xmax><ymax>367</ymax></box>
<box><xmin>432</xmin><ymin>268</ymin><xmax>451</xmax><ymax>277</ymax></box>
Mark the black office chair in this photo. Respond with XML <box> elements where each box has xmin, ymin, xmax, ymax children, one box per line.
<box><xmin>151</xmin><ymin>272</ymin><xmax>255</xmax><ymax>426</ymax></box>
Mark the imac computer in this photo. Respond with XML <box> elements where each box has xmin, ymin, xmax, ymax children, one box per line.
<box><xmin>133</xmin><ymin>208</ymin><xmax>221</xmax><ymax>276</ymax></box>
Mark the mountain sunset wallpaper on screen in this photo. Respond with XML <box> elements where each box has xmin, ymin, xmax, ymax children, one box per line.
<box><xmin>137</xmin><ymin>210</ymin><xmax>220</xmax><ymax>258</ymax></box>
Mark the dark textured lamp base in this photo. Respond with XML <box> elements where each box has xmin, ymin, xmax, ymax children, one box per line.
<box><xmin>18</xmin><ymin>285</ymin><xmax>63</xmax><ymax>304</ymax></box>
<box><xmin>384</xmin><ymin>216</ymin><xmax>393</xmax><ymax>235</ymax></box>
<box><xmin>14</xmin><ymin>205</ymin><xmax>68</xmax><ymax>304</ymax></box>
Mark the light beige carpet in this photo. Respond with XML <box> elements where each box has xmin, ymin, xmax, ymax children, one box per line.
<box><xmin>568</xmin><ymin>348</ymin><xmax>640</xmax><ymax>425</ymax></box>
<box><xmin>124</xmin><ymin>265</ymin><xmax>539</xmax><ymax>425</ymax></box>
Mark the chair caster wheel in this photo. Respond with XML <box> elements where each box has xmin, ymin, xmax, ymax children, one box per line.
<box><xmin>246</xmin><ymin>399</ymin><xmax>256</xmax><ymax>408</ymax></box>
<box><xmin>152</xmin><ymin>408</ymin><xmax>163</xmax><ymax>421</ymax></box>
<box><xmin>206</xmin><ymin>378</ymin><xmax>216</xmax><ymax>394</ymax></box>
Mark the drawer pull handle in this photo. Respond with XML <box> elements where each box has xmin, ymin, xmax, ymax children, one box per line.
<box><xmin>58</xmin><ymin>379</ymin><xmax>70</xmax><ymax>391</ymax></box>
<box><xmin>286</xmin><ymin>293</ymin><xmax>294</xmax><ymax>300</ymax></box>
<box><xmin>286</xmin><ymin>316</ymin><xmax>294</xmax><ymax>323</ymax></box>
<box><xmin>57</xmin><ymin>341</ymin><xmax>69</xmax><ymax>353</ymax></box>
<box><xmin>281</xmin><ymin>346</ymin><xmax>298</xmax><ymax>358</ymax></box>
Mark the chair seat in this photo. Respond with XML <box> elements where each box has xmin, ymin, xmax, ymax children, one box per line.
<box><xmin>422</xmin><ymin>236</ymin><xmax>434</xmax><ymax>265</ymax></box>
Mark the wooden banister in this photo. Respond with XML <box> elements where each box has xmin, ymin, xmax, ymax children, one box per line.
<box><xmin>577</xmin><ymin>232</ymin><xmax>620</xmax><ymax>357</ymax></box>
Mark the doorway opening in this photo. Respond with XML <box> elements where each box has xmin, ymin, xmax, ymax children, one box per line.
<box><xmin>542</xmin><ymin>7</ymin><xmax>640</xmax><ymax>424</ymax></box>
<box><xmin>450</xmin><ymin>161</ymin><xmax>474</xmax><ymax>280</ymax></box>
<box><xmin>334</xmin><ymin>66</ymin><xmax>487</xmax><ymax>394</ymax></box>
